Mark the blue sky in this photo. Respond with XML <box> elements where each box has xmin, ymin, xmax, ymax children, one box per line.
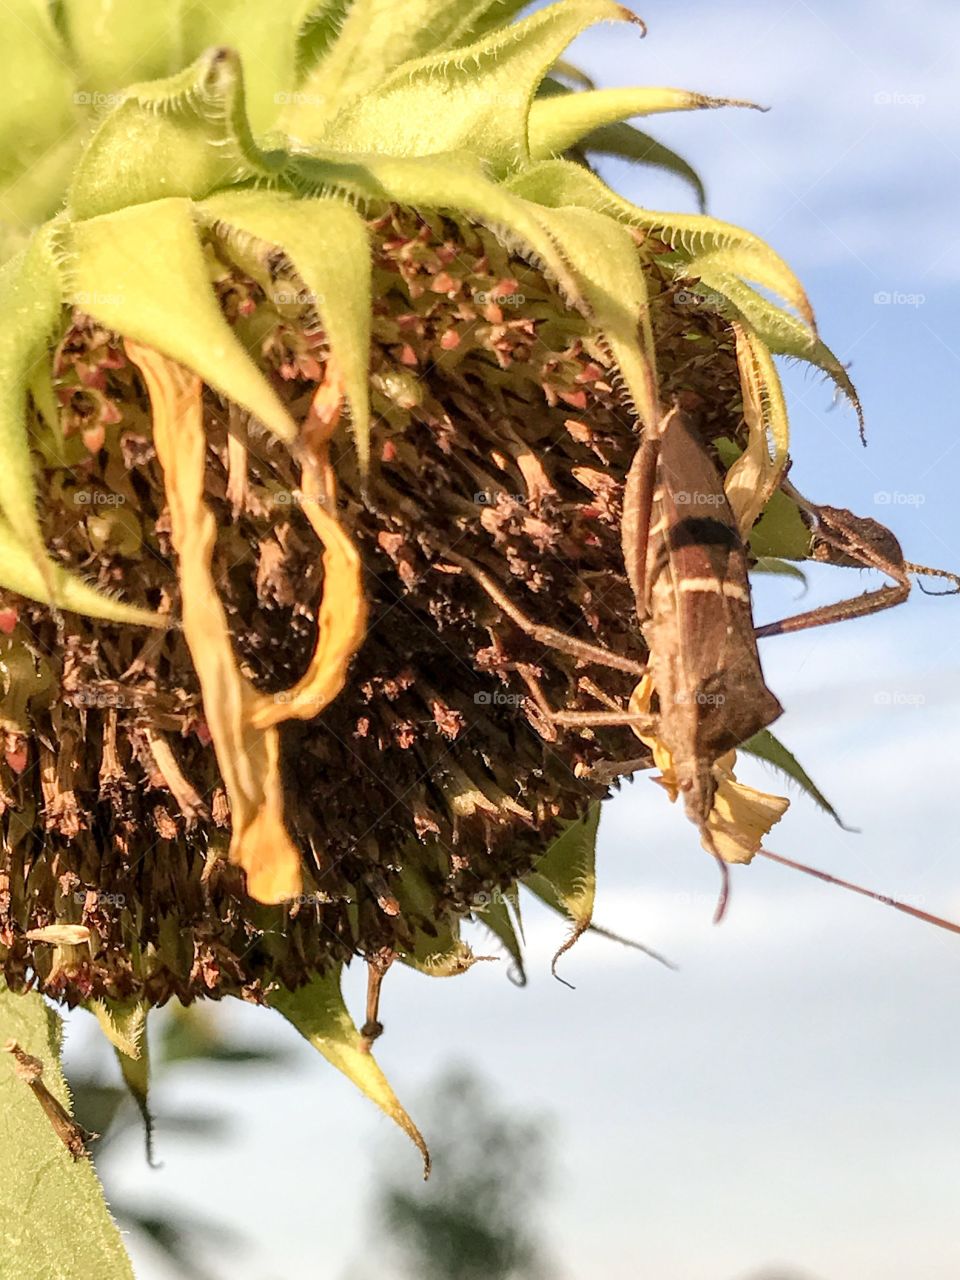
<box><xmin>63</xmin><ymin>3</ymin><xmax>960</xmax><ymax>1277</ymax></box>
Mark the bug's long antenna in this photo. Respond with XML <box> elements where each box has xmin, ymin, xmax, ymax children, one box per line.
<box><xmin>758</xmin><ymin>849</ymin><xmax>960</xmax><ymax>937</ymax></box>
<box><xmin>908</xmin><ymin>562</ymin><xmax>960</xmax><ymax>596</ymax></box>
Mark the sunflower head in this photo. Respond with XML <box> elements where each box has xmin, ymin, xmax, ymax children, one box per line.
<box><xmin>0</xmin><ymin>0</ymin><xmax>892</xmax><ymax>1166</ymax></box>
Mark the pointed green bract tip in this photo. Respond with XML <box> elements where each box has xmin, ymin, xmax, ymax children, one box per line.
<box><xmin>271</xmin><ymin>970</ymin><xmax>431</xmax><ymax>1178</ymax></box>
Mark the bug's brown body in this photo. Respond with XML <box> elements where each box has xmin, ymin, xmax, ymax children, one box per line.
<box><xmin>625</xmin><ymin>408</ymin><xmax>783</xmax><ymax>834</ymax></box>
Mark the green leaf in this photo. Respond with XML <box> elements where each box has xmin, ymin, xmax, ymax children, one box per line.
<box><xmin>462</xmin><ymin>0</ymin><xmax>542</xmax><ymax>41</ymax></box>
<box><xmin>0</xmin><ymin>133</ymin><xmax>84</xmax><ymax>236</ymax></box>
<box><xmin>200</xmin><ymin>190</ymin><xmax>373</xmax><ymax>469</ymax></box>
<box><xmin>751</xmin><ymin>556</ymin><xmax>807</xmax><ymax>583</ymax></box>
<box><xmin>401</xmin><ymin>934</ymin><xmax>480</xmax><ymax>978</ymax></box>
<box><xmin>68</xmin><ymin>49</ymin><xmax>281</xmax><ymax>221</ymax></box>
<box><xmin>681</xmin><ymin>260</ymin><xmax>863</xmax><ymax>433</ymax></box>
<box><xmin>0</xmin><ymin>234</ymin><xmax>160</xmax><ymax>624</ymax></box>
<box><xmin>473</xmin><ymin>891</ymin><xmax>526</xmax><ymax>985</ymax></box>
<box><xmin>726</xmin><ymin>323</ymin><xmax>790</xmax><ymax>535</ymax></box>
<box><xmin>504</xmin><ymin>180</ymin><xmax>659</xmax><ymax>428</ymax></box>
<box><xmin>523</xmin><ymin>803</ymin><xmax>600</xmax><ymax>979</ymax></box>
<box><xmin>65</xmin><ymin>197</ymin><xmax>298</xmax><ymax>446</ymax></box>
<box><xmin>715</xmin><ymin>437</ymin><xmax>811</xmax><ymax>561</ymax></box>
<box><xmin>305</xmin><ymin>0</ymin><xmax>638</xmax><ymax>172</ymax></box>
<box><xmin>297</xmin><ymin>1</ymin><xmax>351</xmax><ymax>77</ymax></box>
<box><xmin>88</xmin><ymin>999</ymin><xmax>154</xmax><ymax>1164</ymax></box>
<box><xmin>579</xmin><ymin>122</ymin><xmax>706</xmax><ymax>210</ymax></box>
<box><xmin>56</xmin><ymin>0</ymin><xmax>183</xmax><ymax>93</ymax></box>
<box><xmin>157</xmin><ymin>1004</ymin><xmax>292</xmax><ymax>1069</ymax></box>
<box><xmin>529</xmin><ymin>85</ymin><xmax>761</xmax><ymax>160</ymax></box>
<box><xmin>0</xmin><ymin>233</ymin><xmax>64</xmax><ymax>568</ymax></box>
<box><xmin>0</xmin><ymin>981</ymin><xmax>134</xmax><ymax>1279</ymax></box>
<box><xmin>288</xmin><ymin>0</ymin><xmax>554</xmax><ymax>136</ymax></box>
<box><xmin>0</xmin><ymin>516</ymin><xmax>164</xmax><ymax>626</ymax></box>
<box><xmin>749</xmin><ymin>490</ymin><xmax>812</xmax><ymax>561</ymax></box>
<box><xmin>392</xmin><ymin>858</ymin><xmax>482</xmax><ymax>977</ymax></box>
<box><xmin>543</xmin><ymin>62</ymin><xmax>598</xmax><ymax>92</ymax></box>
<box><xmin>0</xmin><ymin>0</ymin><xmax>78</xmax><ymax>190</ymax></box>
<box><xmin>512</xmin><ymin>158</ymin><xmax>815</xmax><ymax>326</ymax></box>
<box><xmin>180</xmin><ymin>0</ymin><xmax>323</xmax><ymax>135</ymax></box>
<box><xmin>741</xmin><ymin>729</ymin><xmax>847</xmax><ymax>828</ymax></box>
<box><xmin>270</xmin><ymin>969</ymin><xmax>430</xmax><ymax>1176</ymax></box>
<box><xmin>299</xmin><ymin>151</ymin><xmax>587</xmax><ymax>311</ymax></box>
<box><xmin>27</xmin><ymin>357</ymin><xmax>61</xmax><ymax>440</ymax></box>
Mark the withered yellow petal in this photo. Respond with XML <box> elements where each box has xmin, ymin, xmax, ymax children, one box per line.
<box><xmin>25</xmin><ymin>926</ymin><xmax>91</xmax><ymax>945</ymax></box>
<box><xmin>250</xmin><ymin>373</ymin><xmax>367</xmax><ymax>731</ymax></box>
<box><xmin>628</xmin><ymin>675</ymin><xmax>677</xmax><ymax>796</ymax></box>
<box><xmin>724</xmin><ymin>324</ymin><xmax>789</xmax><ymax>537</ymax></box>
<box><xmin>704</xmin><ymin>751</ymin><xmax>790</xmax><ymax>864</ymax></box>
<box><xmin>126</xmin><ymin>342</ymin><xmax>302</xmax><ymax>905</ymax></box>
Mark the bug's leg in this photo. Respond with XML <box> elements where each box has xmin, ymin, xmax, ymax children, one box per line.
<box><xmin>909</xmin><ymin>563</ymin><xmax>960</xmax><ymax>596</ymax></box>
<box><xmin>622</xmin><ymin>415</ymin><xmax>666</xmax><ymax>623</ymax></box>
<box><xmin>755</xmin><ymin>583</ymin><xmax>909</xmax><ymax>639</ymax></box>
<box><xmin>440</xmin><ymin>549</ymin><xmax>646</xmax><ymax>677</ymax></box>
<box><xmin>514</xmin><ymin>665</ymin><xmax>656</xmax><ymax>787</ymax></box>
<box><xmin>547</xmin><ymin>708</ymin><xmax>658</xmax><ymax>729</ymax></box>
<box><xmin>583</xmin><ymin>756</ymin><xmax>652</xmax><ymax>784</ymax></box>
<box><xmin>360</xmin><ymin>948</ymin><xmax>393</xmax><ymax>1052</ymax></box>
<box><xmin>515</xmin><ymin>665</ymin><xmax>656</xmax><ymax>736</ymax></box>
<box><xmin>755</xmin><ymin>498</ymin><xmax>915</xmax><ymax>638</ymax></box>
